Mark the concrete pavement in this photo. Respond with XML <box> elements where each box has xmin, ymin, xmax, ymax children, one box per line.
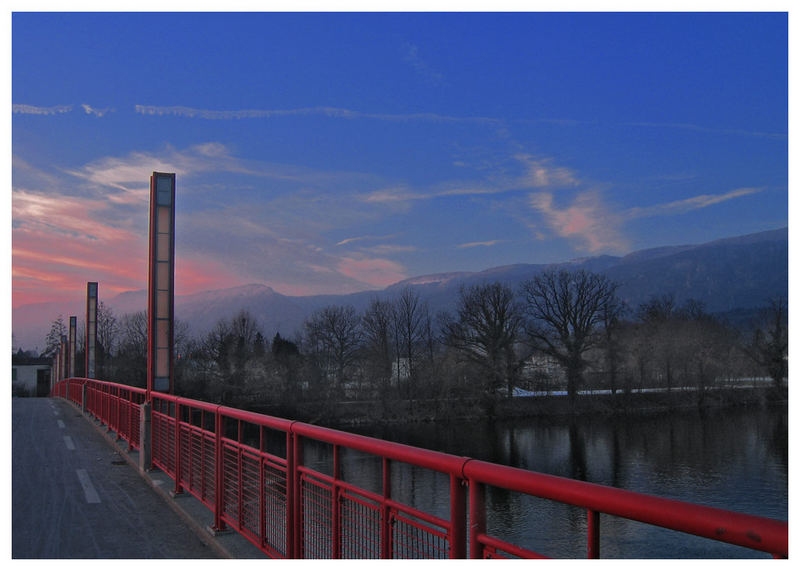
<box><xmin>11</xmin><ymin>397</ymin><xmax>263</xmax><ymax>558</ymax></box>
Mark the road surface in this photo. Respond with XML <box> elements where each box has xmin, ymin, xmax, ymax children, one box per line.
<box><xmin>12</xmin><ymin>397</ymin><xmax>218</xmax><ymax>558</ymax></box>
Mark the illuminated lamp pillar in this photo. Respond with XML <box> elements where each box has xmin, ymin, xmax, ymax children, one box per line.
<box><xmin>53</xmin><ymin>346</ymin><xmax>60</xmax><ymax>384</ymax></box>
<box><xmin>68</xmin><ymin>316</ymin><xmax>77</xmax><ymax>378</ymax></box>
<box><xmin>60</xmin><ymin>335</ymin><xmax>68</xmax><ymax>382</ymax></box>
<box><xmin>86</xmin><ymin>282</ymin><xmax>98</xmax><ymax>379</ymax></box>
<box><xmin>147</xmin><ymin>172</ymin><xmax>175</xmax><ymax>398</ymax></box>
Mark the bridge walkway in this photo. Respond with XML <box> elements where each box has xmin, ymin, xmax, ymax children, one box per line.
<box><xmin>11</xmin><ymin>397</ymin><xmax>263</xmax><ymax>559</ymax></box>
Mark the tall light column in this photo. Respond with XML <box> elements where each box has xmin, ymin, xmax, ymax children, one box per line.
<box><xmin>69</xmin><ymin>316</ymin><xmax>77</xmax><ymax>378</ymax></box>
<box><xmin>147</xmin><ymin>172</ymin><xmax>175</xmax><ymax>397</ymax></box>
<box><xmin>86</xmin><ymin>282</ymin><xmax>98</xmax><ymax>379</ymax></box>
<box><xmin>60</xmin><ymin>335</ymin><xmax>68</xmax><ymax>382</ymax></box>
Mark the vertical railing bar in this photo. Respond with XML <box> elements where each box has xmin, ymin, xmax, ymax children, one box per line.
<box><xmin>332</xmin><ymin>443</ymin><xmax>341</xmax><ymax>558</ymax></box>
<box><xmin>286</xmin><ymin>427</ymin><xmax>295</xmax><ymax>558</ymax></box>
<box><xmin>381</xmin><ymin>457</ymin><xmax>391</xmax><ymax>559</ymax></box>
<box><xmin>449</xmin><ymin>473</ymin><xmax>467</xmax><ymax>558</ymax></box>
<box><xmin>587</xmin><ymin>509</ymin><xmax>600</xmax><ymax>559</ymax></box>
<box><xmin>259</xmin><ymin>425</ymin><xmax>266</xmax><ymax>549</ymax></box>
<box><xmin>468</xmin><ymin>479</ymin><xmax>486</xmax><ymax>559</ymax></box>
<box><xmin>173</xmin><ymin>400</ymin><xmax>183</xmax><ymax>495</ymax></box>
<box><xmin>128</xmin><ymin>393</ymin><xmax>134</xmax><ymax>450</ymax></box>
<box><xmin>237</xmin><ymin>418</ymin><xmax>243</xmax><ymax>530</ymax></box>
<box><xmin>296</xmin><ymin>433</ymin><xmax>303</xmax><ymax>558</ymax></box>
<box><xmin>213</xmin><ymin>408</ymin><xmax>226</xmax><ymax>531</ymax></box>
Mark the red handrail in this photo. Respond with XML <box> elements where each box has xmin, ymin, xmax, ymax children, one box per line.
<box><xmin>51</xmin><ymin>378</ymin><xmax>788</xmax><ymax>559</ymax></box>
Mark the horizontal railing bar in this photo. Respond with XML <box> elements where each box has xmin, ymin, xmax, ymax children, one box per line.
<box><xmin>477</xmin><ymin>533</ymin><xmax>549</xmax><ymax>559</ymax></box>
<box><xmin>462</xmin><ymin>458</ymin><xmax>788</xmax><ymax>557</ymax></box>
<box><xmin>292</xmin><ymin>421</ymin><xmax>471</xmax><ymax>477</ymax></box>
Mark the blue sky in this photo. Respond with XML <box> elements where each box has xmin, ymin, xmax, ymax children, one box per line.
<box><xmin>11</xmin><ymin>11</ymin><xmax>788</xmax><ymax>306</ymax></box>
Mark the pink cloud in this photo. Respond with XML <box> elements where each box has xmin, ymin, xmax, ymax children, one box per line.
<box><xmin>12</xmin><ymin>187</ymin><xmax>151</xmax><ymax>307</ymax></box>
<box><xmin>530</xmin><ymin>191</ymin><xmax>629</xmax><ymax>253</ymax></box>
<box><xmin>174</xmin><ymin>256</ymin><xmax>249</xmax><ymax>296</ymax></box>
<box><xmin>336</xmin><ymin>256</ymin><xmax>408</xmax><ymax>289</ymax></box>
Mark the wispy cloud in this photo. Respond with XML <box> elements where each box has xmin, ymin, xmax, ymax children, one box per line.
<box><xmin>13</xmin><ymin>103</ymin><xmax>73</xmax><ymax>115</ymax></box>
<box><xmin>515</xmin><ymin>154</ymin><xmax>580</xmax><ymax>188</ymax></box>
<box><xmin>624</xmin><ymin>187</ymin><xmax>766</xmax><ymax>219</ymax></box>
<box><xmin>81</xmin><ymin>104</ymin><xmax>113</xmax><ymax>117</ymax></box>
<box><xmin>624</xmin><ymin>121</ymin><xmax>787</xmax><ymax>140</ymax></box>
<box><xmin>458</xmin><ymin>240</ymin><xmax>506</xmax><ymax>249</ymax></box>
<box><xmin>336</xmin><ymin>234</ymin><xmax>398</xmax><ymax>247</ymax></box>
<box><xmin>362</xmin><ymin>244</ymin><xmax>418</xmax><ymax>255</ymax></box>
<box><xmin>360</xmin><ymin>181</ymin><xmax>520</xmax><ymax>206</ymax></box>
<box><xmin>361</xmin><ymin>186</ymin><xmax>431</xmax><ymax>204</ymax></box>
<box><xmin>62</xmin><ymin>142</ymin><xmax>253</xmax><ymax>205</ymax></box>
<box><xmin>401</xmin><ymin>42</ymin><xmax>445</xmax><ymax>84</ymax></box>
<box><xmin>134</xmin><ymin>104</ymin><xmax>501</xmax><ymax>126</ymax></box>
<box><xmin>528</xmin><ymin>184</ymin><xmax>768</xmax><ymax>254</ymax></box>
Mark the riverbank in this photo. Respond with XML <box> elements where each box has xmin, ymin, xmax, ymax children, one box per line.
<box><xmin>243</xmin><ymin>385</ymin><xmax>787</xmax><ymax>427</ymax></box>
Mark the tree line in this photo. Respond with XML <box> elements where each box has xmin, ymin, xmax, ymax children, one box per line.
<box><xmin>39</xmin><ymin>269</ymin><xmax>787</xmax><ymax>412</ymax></box>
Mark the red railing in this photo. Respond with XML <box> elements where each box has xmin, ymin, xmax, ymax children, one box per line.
<box><xmin>52</xmin><ymin>378</ymin><xmax>788</xmax><ymax>559</ymax></box>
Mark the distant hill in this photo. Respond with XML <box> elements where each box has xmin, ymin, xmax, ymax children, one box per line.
<box><xmin>12</xmin><ymin>227</ymin><xmax>788</xmax><ymax>352</ymax></box>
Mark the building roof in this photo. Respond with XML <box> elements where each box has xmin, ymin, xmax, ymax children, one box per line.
<box><xmin>12</xmin><ymin>355</ymin><xmax>51</xmax><ymax>367</ymax></box>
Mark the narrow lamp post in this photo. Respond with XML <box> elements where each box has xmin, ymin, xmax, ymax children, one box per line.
<box><xmin>86</xmin><ymin>282</ymin><xmax>98</xmax><ymax>379</ymax></box>
<box><xmin>146</xmin><ymin>172</ymin><xmax>176</xmax><ymax>399</ymax></box>
<box><xmin>68</xmin><ymin>316</ymin><xmax>77</xmax><ymax>378</ymax></box>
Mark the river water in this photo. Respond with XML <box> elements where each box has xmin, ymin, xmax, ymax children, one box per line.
<box><xmin>329</xmin><ymin>404</ymin><xmax>788</xmax><ymax>559</ymax></box>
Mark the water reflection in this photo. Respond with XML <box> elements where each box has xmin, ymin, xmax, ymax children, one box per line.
<box><xmin>339</xmin><ymin>405</ymin><xmax>787</xmax><ymax>558</ymax></box>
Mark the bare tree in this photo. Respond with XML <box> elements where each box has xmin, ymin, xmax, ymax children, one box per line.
<box><xmin>521</xmin><ymin>269</ymin><xmax>619</xmax><ymax>404</ymax></box>
<box><xmin>362</xmin><ymin>297</ymin><xmax>394</xmax><ymax>396</ymax></box>
<box><xmin>95</xmin><ymin>301</ymin><xmax>119</xmax><ymax>378</ymax></box>
<box><xmin>229</xmin><ymin>309</ymin><xmax>261</xmax><ymax>351</ymax></box>
<box><xmin>97</xmin><ymin>301</ymin><xmax>119</xmax><ymax>356</ymax></box>
<box><xmin>744</xmin><ymin>297</ymin><xmax>788</xmax><ymax>388</ymax></box>
<box><xmin>636</xmin><ymin>294</ymin><xmax>679</xmax><ymax>390</ymax></box>
<box><xmin>114</xmin><ymin>311</ymin><xmax>148</xmax><ymax>387</ymax></box>
<box><xmin>44</xmin><ymin>315</ymin><xmax>67</xmax><ymax>358</ymax></box>
<box><xmin>304</xmin><ymin>304</ymin><xmax>363</xmax><ymax>396</ymax></box>
<box><xmin>391</xmin><ymin>287</ymin><xmax>428</xmax><ymax>399</ymax></box>
<box><xmin>442</xmin><ymin>282</ymin><xmax>522</xmax><ymax>398</ymax></box>
<box><xmin>600</xmin><ymin>294</ymin><xmax>626</xmax><ymax>395</ymax></box>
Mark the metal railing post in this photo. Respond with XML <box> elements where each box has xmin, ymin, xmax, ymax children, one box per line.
<box><xmin>449</xmin><ymin>474</ymin><xmax>467</xmax><ymax>558</ymax></box>
<box><xmin>212</xmin><ymin>409</ymin><xmax>227</xmax><ymax>532</ymax></box>
<box><xmin>172</xmin><ymin>400</ymin><xmax>183</xmax><ymax>496</ymax></box>
<box><xmin>332</xmin><ymin>444</ymin><xmax>341</xmax><ymax>558</ymax></box>
<box><xmin>139</xmin><ymin>401</ymin><xmax>152</xmax><ymax>473</ymax></box>
<box><xmin>381</xmin><ymin>457</ymin><xmax>392</xmax><ymax>559</ymax></box>
<box><xmin>468</xmin><ymin>479</ymin><xmax>486</xmax><ymax>558</ymax></box>
<box><xmin>587</xmin><ymin>509</ymin><xmax>600</xmax><ymax>558</ymax></box>
<box><xmin>285</xmin><ymin>427</ymin><xmax>296</xmax><ymax>557</ymax></box>
<box><xmin>293</xmin><ymin>432</ymin><xmax>304</xmax><ymax>558</ymax></box>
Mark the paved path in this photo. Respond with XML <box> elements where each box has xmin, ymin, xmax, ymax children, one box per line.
<box><xmin>12</xmin><ymin>397</ymin><xmax>219</xmax><ymax>558</ymax></box>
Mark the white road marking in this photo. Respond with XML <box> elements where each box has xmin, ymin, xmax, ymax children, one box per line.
<box><xmin>76</xmin><ymin>469</ymin><xmax>101</xmax><ymax>504</ymax></box>
<box><xmin>64</xmin><ymin>436</ymin><xmax>76</xmax><ymax>450</ymax></box>
<box><xmin>57</xmin><ymin>420</ymin><xmax>65</xmax><ymax>429</ymax></box>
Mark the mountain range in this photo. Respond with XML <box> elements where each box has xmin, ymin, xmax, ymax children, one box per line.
<box><xmin>12</xmin><ymin>227</ymin><xmax>788</xmax><ymax>352</ymax></box>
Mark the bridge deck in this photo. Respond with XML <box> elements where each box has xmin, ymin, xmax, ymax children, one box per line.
<box><xmin>11</xmin><ymin>397</ymin><xmax>258</xmax><ymax>558</ymax></box>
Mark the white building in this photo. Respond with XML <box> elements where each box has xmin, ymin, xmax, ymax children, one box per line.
<box><xmin>12</xmin><ymin>356</ymin><xmax>51</xmax><ymax>397</ymax></box>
